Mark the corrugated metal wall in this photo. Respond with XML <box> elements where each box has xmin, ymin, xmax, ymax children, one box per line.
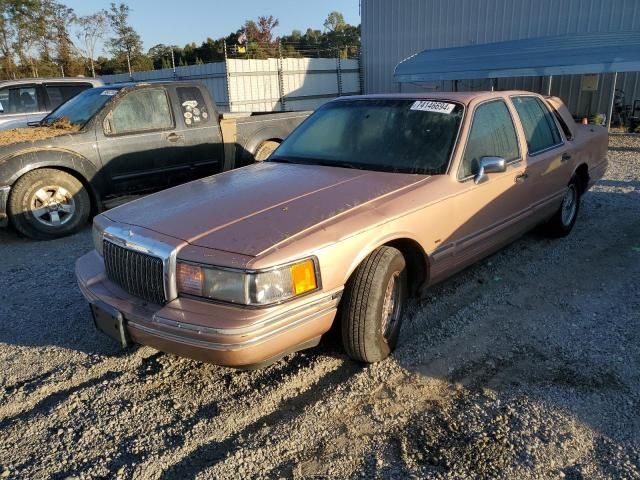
<box><xmin>101</xmin><ymin>58</ymin><xmax>361</xmax><ymax>113</ymax></box>
<box><xmin>362</xmin><ymin>0</ymin><xmax>640</xmax><ymax>116</ymax></box>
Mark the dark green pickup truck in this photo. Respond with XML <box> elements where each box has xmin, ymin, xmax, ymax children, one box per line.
<box><xmin>0</xmin><ymin>81</ymin><xmax>309</xmax><ymax>239</ymax></box>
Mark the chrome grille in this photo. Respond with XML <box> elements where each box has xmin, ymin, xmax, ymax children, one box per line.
<box><xmin>103</xmin><ymin>240</ymin><xmax>166</xmax><ymax>305</ymax></box>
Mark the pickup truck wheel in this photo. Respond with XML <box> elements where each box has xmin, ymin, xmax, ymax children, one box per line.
<box><xmin>340</xmin><ymin>246</ymin><xmax>407</xmax><ymax>363</ymax></box>
<box><xmin>9</xmin><ymin>168</ymin><xmax>90</xmax><ymax>240</ymax></box>
<box><xmin>254</xmin><ymin>140</ymin><xmax>280</xmax><ymax>161</ymax></box>
<box><xmin>543</xmin><ymin>176</ymin><xmax>581</xmax><ymax>237</ymax></box>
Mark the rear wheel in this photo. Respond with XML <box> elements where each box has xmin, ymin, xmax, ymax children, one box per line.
<box><xmin>9</xmin><ymin>168</ymin><xmax>90</xmax><ymax>240</ymax></box>
<box><xmin>254</xmin><ymin>140</ymin><xmax>280</xmax><ymax>161</ymax></box>
<box><xmin>341</xmin><ymin>246</ymin><xmax>408</xmax><ymax>363</ymax></box>
<box><xmin>543</xmin><ymin>175</ymin><xmax>580</xmax><ymax>237</ymax></box>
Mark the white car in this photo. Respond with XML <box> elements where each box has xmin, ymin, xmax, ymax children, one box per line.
<box><xmin>0</xmin><ymin>78</ymin><xmax>103</xmax><ymax>130</ymax></box>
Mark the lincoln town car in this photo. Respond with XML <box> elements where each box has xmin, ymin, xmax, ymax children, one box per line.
<box><xmin>76</xmin><ymin>91</ymin><xmax>608</xmax><ymax>368</ymax></box>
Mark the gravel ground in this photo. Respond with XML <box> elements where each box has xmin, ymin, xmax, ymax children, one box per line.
<box><xmin>0</xmin><ymin>136</ymin><xmax>639</xmax><ymax>480</ymax></box>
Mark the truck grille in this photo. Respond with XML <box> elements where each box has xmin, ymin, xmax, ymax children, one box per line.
<box><xmin>103</xmin><ymin>240</ymin><xmax>166</xmax><ymax>305</ymax></box>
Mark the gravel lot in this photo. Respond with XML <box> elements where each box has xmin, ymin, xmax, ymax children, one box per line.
<box><xmin>0</xmin><ymin>136</ymin><xmax>639</xmax><ymax>480</ymax></box>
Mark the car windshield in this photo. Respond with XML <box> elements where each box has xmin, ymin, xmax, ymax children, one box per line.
<box><xmin>41</xmin><ymin>87</ymin><xmax>121</xmax><ymax>127</ymax></box>
<box><xmin>270</xmin><ymin>99</ymin><xmax>464</xmax><ymax>174</ymax></box>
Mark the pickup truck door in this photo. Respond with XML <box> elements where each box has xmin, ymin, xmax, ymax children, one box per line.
<box><xmin>163</xmin><ymin>84</ymin><xmax>225</xmax><ymax>184</ymax></box>
<box><xmin>448</xmin><ymin>99</ymin><xmax>532</xmax><ymax>270</ymax></box>
<box><xmin>96</xmin><ymin>86</ymin><xmax>187</xmax><ymax>195</ymax></box>
<box><xmin>510</xmin><ymin>95</ymin><xmax>576</xmax><ymax>223</ymax></box>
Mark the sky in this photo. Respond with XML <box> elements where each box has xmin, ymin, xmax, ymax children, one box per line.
<box><xmin>64</xmin><ymin>0</ymin><xmax>361</xmax><ymax>55</ymax></box>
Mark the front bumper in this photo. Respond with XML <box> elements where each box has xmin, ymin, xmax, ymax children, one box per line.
<box><xmin>76</xmin><ymin>251</ymin><xmax>341</xmax><ymax>368</ymax></box>
<box><xmin>0</xmin><ymin>186</ymin><xmax>10</xmax><ymax>227</ymax></box>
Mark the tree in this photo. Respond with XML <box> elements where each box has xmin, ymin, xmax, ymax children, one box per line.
<box><xmin>244</xmin><ymin>15</ymin><xmax>279</xmax><ymax>58</ymax></box>
<box><xmin>76</xmin><ymin>11</ymin><xmax>108</xmax><ymax>77</ymax></box>
<box><xmin>323</xmin><ymin>11</ymin><xmax>346</xmax><ymax>33</ymax></box>
<box><xmin>106</xmin><ymin>2</ymin><xmax>144</xmax><ymax>76</ymax></box>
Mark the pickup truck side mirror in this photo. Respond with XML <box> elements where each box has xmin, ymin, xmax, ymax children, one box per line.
<box><xmin>474</xmin><ymin>156</ymin><xmax>506</xmax><ymax>184</ymax></box>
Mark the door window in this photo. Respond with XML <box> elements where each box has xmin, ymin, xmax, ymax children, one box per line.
<box><xmin>108</xmin><ymin>88</ymin><xmax>173</xmax><ymax>134</ymax></box>
<box><xmin>0</xmin><ymin>86</ymin><xmax>39</xmax><ymax>114</ymax></box>
<box><xmin>176</xmin><ymin>87</ymin><xmax>210</xmax><ymax>127</ymax></box>
<box><xmin>512</xmin><ymin>96</ymin><xmax>562</xmax><ymax>154</ymax></box>
<box><xmin>460</xmin><ymin>100</ymin><xmax>520</xmax><ymax>179</ymax></box>
<box><xmin>45</xmin><ymin>84</ymin><xmax>92</xmax><ymax>110</ymax></box>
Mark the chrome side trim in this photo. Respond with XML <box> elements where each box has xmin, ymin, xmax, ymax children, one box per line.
<box><xmin>103</xmin><ymin>225</ymin><xmax>178</xmax><ymax>301</ymax></box>
<box><xmin>152</xmin><ymin>289</ymin><xmax>343</xmax><ymax>337</ymax></box>
<box><xmin>130</xmin><ymin>303</ymin><xmax>338</xmax><ymax>350</ymax></box>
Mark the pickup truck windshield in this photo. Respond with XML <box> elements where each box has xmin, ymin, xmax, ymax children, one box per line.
<box><xmin>42</xmin><ymin>87</ymin><xmax>121</xmax><ymax>127</ymax></box>
<box><xmin>271</xmin><ymin>99</ymin><xmax>464</xmax><ymax>174</ymax></box>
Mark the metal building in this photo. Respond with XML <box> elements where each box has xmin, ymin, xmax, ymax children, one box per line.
<box><xmin>361</xmin><ymin>0</ymin><xmax>640</xmax><ymax>117</ymax></box>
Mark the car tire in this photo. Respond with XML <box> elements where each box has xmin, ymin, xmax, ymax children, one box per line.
<box><xmin>543</xmin><ymin>175</ymin><xmax>581</xmax><ymax>237</ymax></box>
<box><xmin>254</xmin><ymin>140</ymin><xmax>280</xmax><ymax>161</ymax></box>
<box><xmin>340</xmin><ymin>246</ymin><xmax>408</xmax><ymax>363</ymax></box>
<box><xmin>9</xmin><ymin>168</ymin><xmax>91</xmax><ymax>240</ymax></box>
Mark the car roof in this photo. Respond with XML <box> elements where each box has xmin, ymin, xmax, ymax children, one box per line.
<box><xmin>334</xmin><ymin>91</ymin><xmax>542</xmax><ymax>106</ymax></box>
<box><xmin>0</xmin><ymin>77</ymin><xmax>104</xmax><ymax>87</ymax></box>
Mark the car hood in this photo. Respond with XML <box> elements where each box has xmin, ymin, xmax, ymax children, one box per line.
<box><xmin>104</xmin><ymin>162</ymin><xmax>429</xmax><ymax>257</ymax></box>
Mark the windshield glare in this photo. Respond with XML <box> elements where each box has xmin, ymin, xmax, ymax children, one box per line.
<box><xmin>271</xmin><ymin>99</ymin><xmax>464</xmax><ymax>174</ymax></box>
<box><xmin>42</xmin><ymin>87</ymin><xmax>120</xmax><ymax>127</ymax></box>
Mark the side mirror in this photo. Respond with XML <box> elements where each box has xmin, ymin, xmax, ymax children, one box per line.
<box><xmin>474</xmin><ymin>156</ymin><xmax>506</xmax><ymax>184</ymax></box>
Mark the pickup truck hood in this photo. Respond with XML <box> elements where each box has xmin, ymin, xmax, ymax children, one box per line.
<box><xmin>104</xmin><ymin>162</ymin><xmax>428</xmax><ymax>257</ymax></box>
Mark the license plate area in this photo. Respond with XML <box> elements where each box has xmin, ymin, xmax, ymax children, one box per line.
<box><xmin>90</xmin><ymin>301</ymin><xmax>131</xmax><ymax>348</ymax></box>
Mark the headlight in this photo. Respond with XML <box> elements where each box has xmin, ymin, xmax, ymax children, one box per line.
<box><xmin>92</xmin><ymin>222</ymin><xmax>105</xmax><ymax>256</ymax></box>
<box><xmin>177</xmin><ymin>258</ymin><xmax>320</xmax><ymax>306</ymax></box>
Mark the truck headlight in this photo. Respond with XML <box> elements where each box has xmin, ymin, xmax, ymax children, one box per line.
<box><xmin>177</xmin><ymin>258</ymin><xmax>320</xmax><ymax>306</ymax></box>
<box><xmin>92</xmin><ymin>222</ymin><xmax>105</xmax><ymax>256</ymax></box>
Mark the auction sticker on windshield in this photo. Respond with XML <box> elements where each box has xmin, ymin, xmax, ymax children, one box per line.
<box><xmin>410</xmin><ymin>101</ymin><xmax>456</xmax><ymax>114</ymax></box>
<box><xmin>100</xmin><ymin>90</ymin><xmax>118</xmax><ymax>96</ymax></box>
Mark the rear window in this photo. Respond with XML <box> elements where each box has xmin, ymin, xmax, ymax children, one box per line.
<box><xmin>45</xmin><ymin>84</ymin><xmax>92</xmax><ymax>110</ymax></box>
<box><xmin>512</xmin><ymin>96</ymin><xmax>562</xmax><ymax>154</ymax></box>
<box><xmin>176</xmin><ymin>87</ymin><xmax>210</xmax><ymax>127</ymax></box>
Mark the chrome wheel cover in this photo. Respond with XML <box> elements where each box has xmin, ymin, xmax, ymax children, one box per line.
<box><xmin>381</xmin><ymin>271</ymin><xmax>401</xmax><ymax>341</ymax></box>
<box><xmin>561</xmin><ymin>185</ymin><xmax>577</xmax><ymax>227</ymax></box>
<box><xmin>30</xmin><ymin>186</ymin><xmax>76</xmax><ymax>227</ymax></box>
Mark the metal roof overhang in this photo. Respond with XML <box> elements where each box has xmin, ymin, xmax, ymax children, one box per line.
<box><xmin>394</xmin><ymin>31</ymin><xmax>640</xmax><ymax>83</ymax></box>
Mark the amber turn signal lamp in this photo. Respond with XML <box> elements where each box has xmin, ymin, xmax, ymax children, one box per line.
<box><xmin>290</xmin><ymin>259</ymin><xmax>317</xmax><ymax>295</ymax></box>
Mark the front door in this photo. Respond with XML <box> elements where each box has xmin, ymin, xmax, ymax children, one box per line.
<box><xmin>96</xmin><ymin>87</ymin><xmax>184</xmax><ymax>195</ymax></box>
<box><xmin>450</xmin><ymin>99</ymin><xmax>531</xmax><ymax>269</ymax></box>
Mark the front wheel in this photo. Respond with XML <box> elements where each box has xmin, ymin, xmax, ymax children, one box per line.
<box><xmin>8</xmin><ymin>168</ymin><xmax>91</xmax><ymax>240</ymax></box>
<box><xmin>543</xmin><ymin>176</ymin><xmax>581</xmax><ymax>237</ymax></box>
<box><xmin>340</xmin><ymin>246</ymin><xmax>408</xmax><ymax>363</ymax></box>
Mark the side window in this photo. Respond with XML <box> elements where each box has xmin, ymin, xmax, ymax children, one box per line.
<box><xmin>512</xmin><ymin>96</ymin><xmax>562</xmax><ymax>154</ymax></box>
<box><xmin>46</xmin><ymin>84</ymin><xmax>92</xmax><ymax>110</ymax></box>
<box><xmin>176</xmin><ymin>87</ymin><xmax>210</xmax><ymax>127</ymax></box>
<box><xmin>460</xmin><ymin>100</ymin><xmax>520</xmax><ymax>179</ymax></box>
<box><xmin>0</xmin><ymin>86</ymin><xmax>38</xmax><ymax>114</ymax></box>
<box><xmin>109</xmin><ymin>88</ymin><xmax>173</xmax><ymax>134</ymax></box>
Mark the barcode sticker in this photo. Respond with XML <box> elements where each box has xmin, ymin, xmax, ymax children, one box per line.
<box><xmin>410</xmin><ymin>101</ymin><xmax>456</xmax><ymax>114</ymax></box>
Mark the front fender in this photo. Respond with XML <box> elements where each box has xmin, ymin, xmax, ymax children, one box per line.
<box><xmin>0</xmin><ymin>148</ymin><xmax>99</xmax><ymax>187</ymax></box>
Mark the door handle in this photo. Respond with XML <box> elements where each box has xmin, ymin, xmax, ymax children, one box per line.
<box><xmin>514</xmin><ymin>173</ymin><xmax>528</xmax><ymax>183</ymax></box>
<box><xmin>166</xmin><ymin>133</ymin><xmax>184</xmax><ymax>143</ymax></box>
<box><xmin>561</xmin><ymin>153</ymin><xmax>572</xmax><ymax>162</ymax></box>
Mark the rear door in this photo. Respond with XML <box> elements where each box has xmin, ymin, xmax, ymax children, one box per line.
<box><xmin>96</xmin><ymin>86</ymin><xmax>184</xmax><ymax>195</ymax></box>
<box><xmin>451</xmin><ymin>99</ymin><xmax>531</xmax><ymax>269</ymax></box>
<box><xmin>164</xmin><ymin>84</ymin><xmax>224</xmax><ymax>184</ymax></box>
<box><xmin>510</xmin><ymin>95</ymin><xmax>574</xmax><ymax>220</ymax></box>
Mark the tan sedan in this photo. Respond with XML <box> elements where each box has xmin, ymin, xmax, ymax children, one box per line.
<box><xmin>76</xmin><ymin>91</ymin><xmax>608</xmax><ymax>368</ymax></box>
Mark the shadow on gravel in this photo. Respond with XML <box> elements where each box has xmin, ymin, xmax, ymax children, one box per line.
<box><xmin>0</xmin><ymin>370</ymin><xmax>122</xmax><ymax>433</ymax></box>
<box><xmin>161</xmin><ymin>361</ymin><xmax>361</xmax><ymax>478</ymax></box>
